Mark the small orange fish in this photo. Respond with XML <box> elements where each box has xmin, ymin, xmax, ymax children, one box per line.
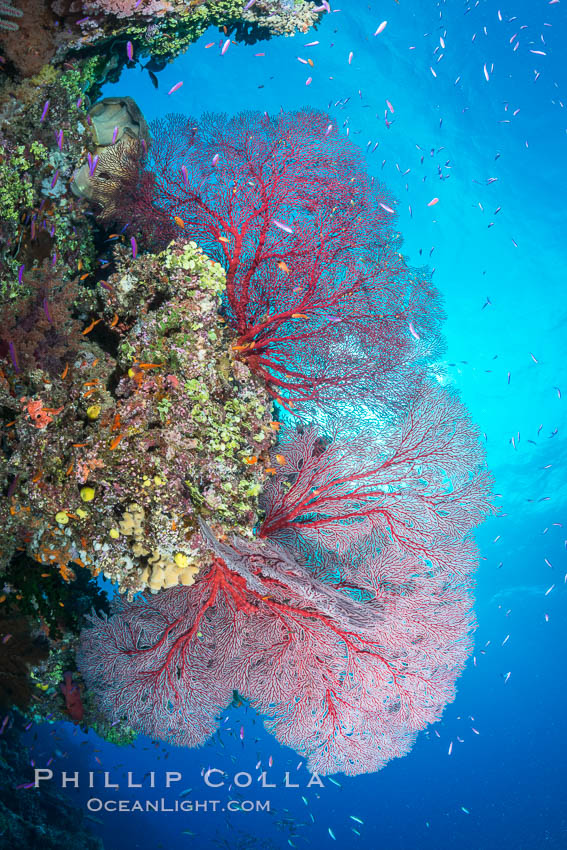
<box><xmin>109</xmin><ymin>434</ymin><xmax>124</xmax><ymax>450</ymax></box>
<box><xmin>219</xmin><ymin>236</ymin><xmax>229</xmax><ymax>243</ymax></box>
<box><xmin>137</xmin><ymin>363</ymin><xmax>162</xmax><ymax>370</ymax></box>
<box><xmin>278</xmin><ymin>261</ymin><xmax>290</xmax><ymax>273</ymax></box>
<box><xmin>82</xmin><ymin>318</ymin><xmax>102</xmax><ymax>335</ymax></box>
<box><xmin>111</xmin><ymin>413</ymin><xmax>121</xmax><ymax>432</ymax></box>
<box><xmin>78</xmin><ymin>259</ymin><xmax>83</xmax><ymax>271</ymax></box>
<box><xmin>264</xmin><ymin>467</ymin><xmax>276</xmax><ymax>474</ymax></box>
<box><xmin>72</xmin><ymin>443</ymin><xmax>87</xmax><ymax>447</ymax></box>
<box><xmin>174</xmin><ymin>216</ymin><xmax>185</xmax><ymax>228</ymax></box>
<box><xmin>109</xmin><ymin>313</ymin><xmax>119</xmax><ymax>328</ymax></box>
<box><xmin>275</xmin><ymin>454</ymin><xmax>286</xmax><ymax>465</ymax></box>
<box><xmin>80</xmin><ymin>273</ymin><xmax>90</xmax><ymax>281</ymax></box>
<box><xmin>308</xmin><ymin>58</ymin><xmax>314</xmax><ymax>67</ymax></box>
<box><xmin>61</xmin><ymin>364</ymin><xmax>69</xmax><ymax>379</ymax></box>
<box><xmin>292</xmin><ymin>313</ymin><xmax>309</xmax><ymax>319</ymax></box>
<box><xmin>243</xmin><ymin>456</ymin><xmax>258</xmax><ymax>465</ymax></box>
<box><xmin>83</xmin><ymin>388</ymin><xmax>98</xmax><ymax>398</ymax></box>
<box><xmin>269</xmin><ymin>421</ymin><xmax>280</xmax><ymax>431</ymax></box>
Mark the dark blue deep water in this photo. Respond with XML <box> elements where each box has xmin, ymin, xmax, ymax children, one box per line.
<box><xmin>23</xmin><ymin>1</ymin><xmax>567</xmax><ymax>848</ymax></box>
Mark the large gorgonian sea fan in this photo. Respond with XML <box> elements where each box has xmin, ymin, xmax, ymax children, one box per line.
<box><xmin>78</xmin><ymin>388</ymin><xmax>493</xmax><ymax>775</ymax></box>
<box><xmin>115</xmin><ymin>109</ymin><xmax>444</xmax><ymax>416</ymax></box>
<box><xmin>78</xmin><ymin>523</ymin><xmax>478</xmax><ymax>776</ymax></box>
<box><xmin>78</xmin><ymin>109</ymin><xmax>494</xmax><ymax>775</ymax></box>
<box><xmin>259</xmin><ymin>385</ymin><xmax>493</xmax><ymax>570</ymax></box>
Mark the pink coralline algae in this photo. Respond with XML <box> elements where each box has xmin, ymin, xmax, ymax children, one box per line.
<box><xmin>20</xmin><ymin>397</ymin><xmax>63</xmax><ymax>429</ymax></box>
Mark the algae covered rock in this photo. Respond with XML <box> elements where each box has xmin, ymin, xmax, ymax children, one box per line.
<box><xmin>0</xmin><ymin>238</ymin><xmax>278</xmax><ymax>598</ymax></box>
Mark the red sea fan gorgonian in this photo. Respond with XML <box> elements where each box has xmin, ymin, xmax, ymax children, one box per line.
<box><xmin>78</xmin><ymin>513</ymin><xmax>482</xmax><ymax>775</ymax></box>
<box><xmin>78</xmin><ymin>388</ymin><xmax>493</xmax><ymax>775</ymax></box>
<box><xmin>118</xmin><ymin>109</ymin><xmax>443</xmax><ymax>415</ymax></box>
<box><xmin>259</xmin><ymin>386</ymin><xmax>493</xmax><ymax>570</ymax></box>
<box><xmin>77</xmin><ymin>109</ymin><xmax>494</xmax><ymax>775</ymax></box>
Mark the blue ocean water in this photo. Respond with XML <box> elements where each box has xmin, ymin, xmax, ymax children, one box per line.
<box><xmin>25</xmin><ymin>1</ymin><xmax>567</xmax><ymax>848</ymax></box>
